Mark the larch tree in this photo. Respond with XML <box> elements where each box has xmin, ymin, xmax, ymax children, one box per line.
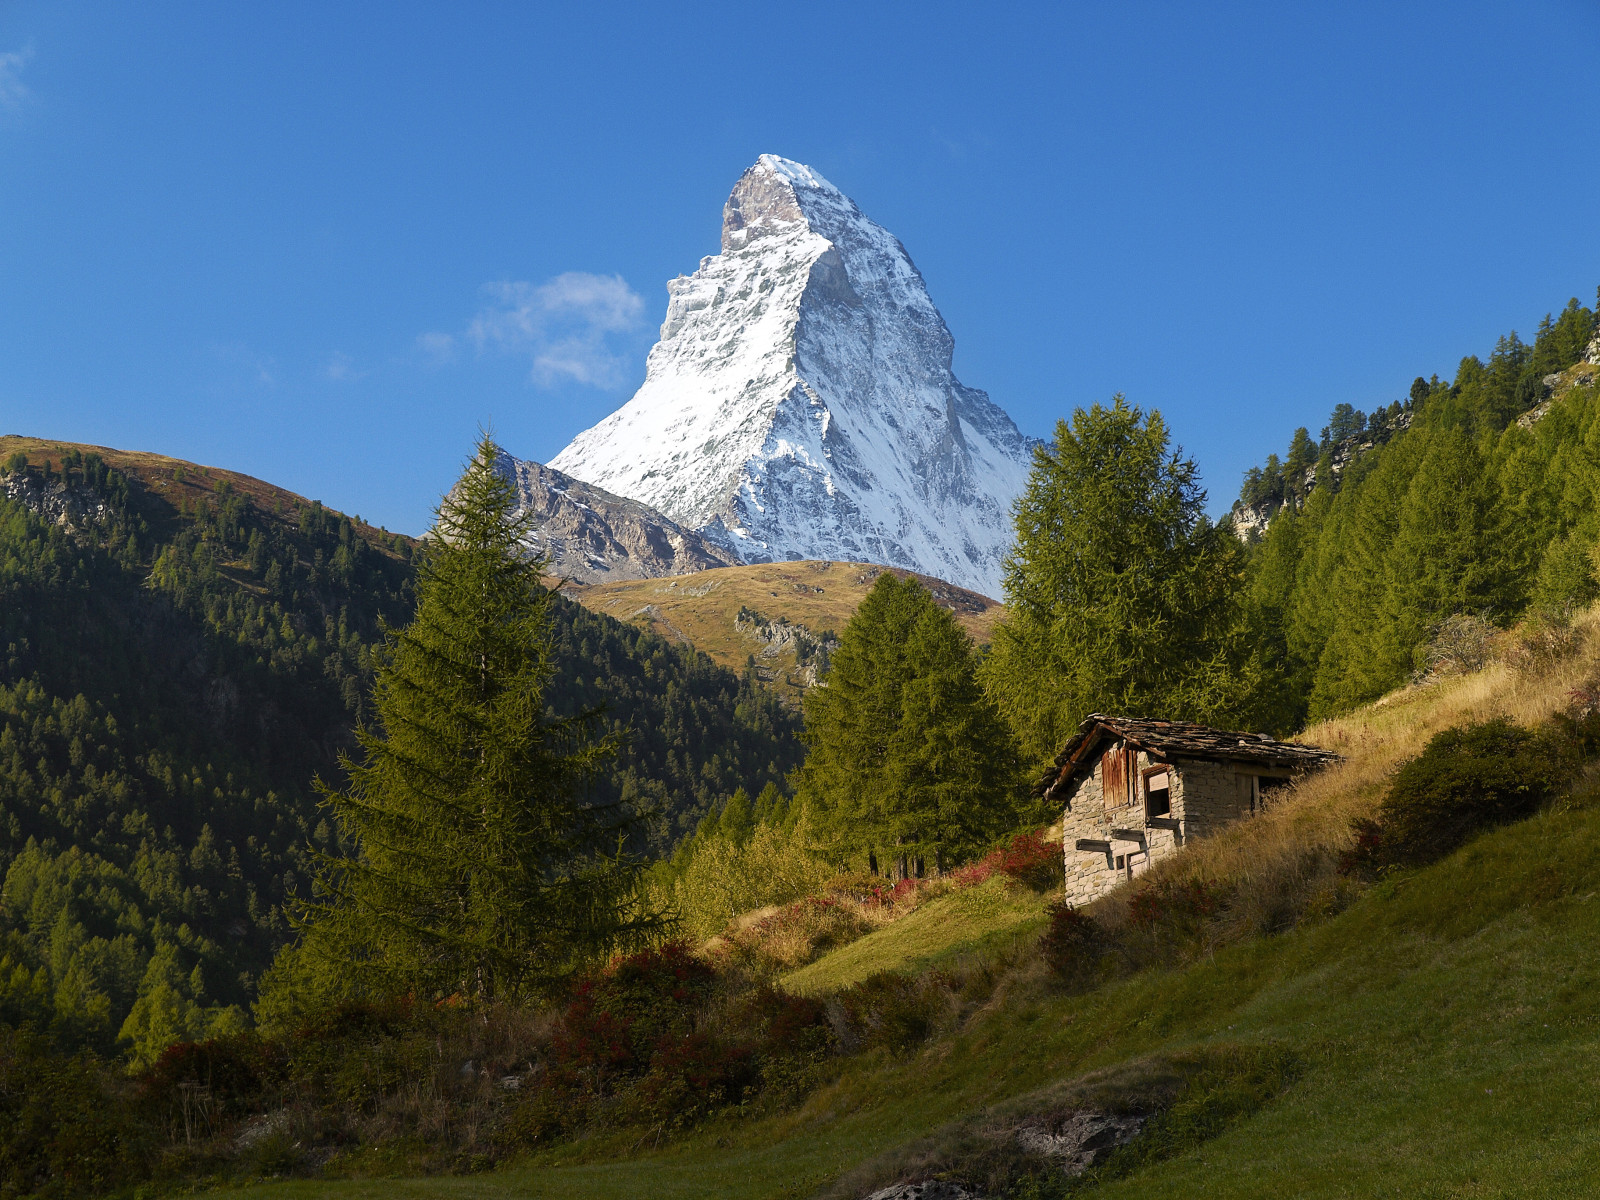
<box><xmin>982</xmin><ymin>396</ymin><xmax>1256</xmax><ymax>763</ymax></box>
<box><xmin>797</xmin><ymin>572</ymin><xmax>1021</xmax><ymax>876</ymax></box>
<box><xmin>263</xmin><ymin>433</ymin><xmax>657</xmax><ymax>1017</ymax></box>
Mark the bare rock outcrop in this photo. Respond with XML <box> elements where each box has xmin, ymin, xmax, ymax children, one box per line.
<box><xmin>1014</xmin><ymin>1109</ymin><xmax>1148</xmax><ymax>1174</ymax></box>
<box><xmin>3</xmin><ymin>471</ymin><xmax>114</xmax><ymax>534</ymax></box>
<box><xmin>734</xmin><ymin>606</ymin><xmax>837</xmax><ymax>685</ymax></box>
<box><xmin>863</xmin><ymin>1184</ymin><xmax>985</xmax><ymax>1200</ymax></box>
<box><xmin>495</xmin><ymin>453</ymin><xmax>740</xmax><ymax>584</ymax></box>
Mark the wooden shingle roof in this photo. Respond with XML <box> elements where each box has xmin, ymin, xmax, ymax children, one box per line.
<box><xmin>1038</xmin><ymin>714</ymin><xmax>1339</xmax><ymax>801</ymax></box>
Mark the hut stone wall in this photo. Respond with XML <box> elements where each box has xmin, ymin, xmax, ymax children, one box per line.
<box><xmin>1059</xmin><ymin>741</ymin><xmax>1293</xmax><ymax>906</ymax></box>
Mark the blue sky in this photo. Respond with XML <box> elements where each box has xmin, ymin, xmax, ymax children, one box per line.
<box><xmin>3</xmin><ymin>2</ymin><xmax>1598</xmax><ymax>536</ymax></box>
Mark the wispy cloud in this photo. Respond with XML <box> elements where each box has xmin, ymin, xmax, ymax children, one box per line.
<box><xmin>0</xmin><ymin>45</ymin><xmax>34</xmax><ymax>109</ymax></box>
<box><xmin>325</xmin><ymin>351</ymin><xmax>365</xmax><ymax>381</ymax></box>
<box><xmin>213</xmin><ymin>341</ymin><xmax>276</xmax><ymax>387</ymax></box>
<box><xmin>416</xmin><ymin>330</ymin><xmax>457</xmax><ymax>363</ymax></box>
<box><xmin>436</xmin><ymin>272</ymin><xmax>645</xmax><ymax>388</ymax></box>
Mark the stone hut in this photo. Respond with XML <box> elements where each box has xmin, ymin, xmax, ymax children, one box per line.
<box><xmin>1042</xmin><ymin>715</ymin><xmax>1339</xmax><ymax>905</ymax></box>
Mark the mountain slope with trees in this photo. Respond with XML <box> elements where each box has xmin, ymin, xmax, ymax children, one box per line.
<box><xmin>1235</xmin><ymin>292</ymin><xmax>1600</xmax><ymax>725</ymax></box>
<box><xmin>0</xmin><ymin>437</ymin><xmax>800</xmax><ymax>1058</ymax></box>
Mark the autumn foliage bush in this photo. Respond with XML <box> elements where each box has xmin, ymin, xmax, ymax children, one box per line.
<box><xmin>952</xmin><ymin>829</ymin><xmax>1063</xmax><ymax>891</ymax></box>
<box><xmin>516</xmin><ymin>942</ymin><xmax>835</xmax><ymax>1141</ymax></box>
<box><xmin>1126</xmin><ymin>878</ymin><xmax>1230</xmax><ymax>930</ymax></box>
<box><xmin>1039</xmin><ymin>903</ymin><xmax>1107</xmax><ymax>991</ymax></box>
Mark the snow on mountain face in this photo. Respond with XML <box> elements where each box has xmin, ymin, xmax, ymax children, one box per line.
<box><xmin>547</xmin><ymin>154</ymin><xmax>1035</xmax><ymax>598</ymax></box>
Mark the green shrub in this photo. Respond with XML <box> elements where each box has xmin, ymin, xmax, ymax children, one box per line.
<box><xmin>0</xmin><ymin>1029</ymin><xmax>144</xmax><ymax>1198</ymax></box>
<box><xmin>626</xmin><ymin>1031</ymin><xmax>756</xmax><ymax>1130</ymax></box>
<box><xmin>1358</xmin><ymin>718</ymin><xmax>1563</xmax><ymax>869</ymax></box>
<box><xmin>664</xmin><ymin>824</ymin><xmax>836</xmax><ymax>941</ymax></box>
<box><xmin>832</xmin><ymin>972</ymin><xmax>949</xmax><ymax>1055</ymax></box>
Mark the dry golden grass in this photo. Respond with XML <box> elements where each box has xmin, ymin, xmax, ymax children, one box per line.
<box><xmin>705</xmin><ymin>872</ymin><xmax>971</xmax><ymax>976</ymax></box>
<box><xmin>1124</xmin><ymin>608</ymin><xmax>1600</xmax><ymax>924</ymax></box>
<box><xmin>560</xmin><ymin>561</ymin><xmax>1003</xmax><ymax>704</ymax></box>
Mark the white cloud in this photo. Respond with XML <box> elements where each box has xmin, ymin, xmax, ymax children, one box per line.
<box><xmin>325</xmin><ymin>351</ymin><xmax>365</xmax><ymax>381</ymax></box>
<box><xmin>464</xmin><ymin>272</ymin><xmax>645</xmax><ymax>388</ymax></box>
<box><xmin>213</xmin><ymin>341</ymin><xmax>276</xmax><ymax>387</ymax></box>
<box><xmin>0</xmin><ymin>46</ymin><xmax>33</xmax><ymax>109</ymax></box>
<box><xmin>416</xmin><ymin>330</ymin><xmax>457</xmax><ymax>363</ymax></box>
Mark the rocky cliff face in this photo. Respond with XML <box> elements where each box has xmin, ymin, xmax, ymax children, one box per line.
<box><xmin>494</xmin><ymin>452</ymin><xmax>739</xmax><ymax>583</ymax></box>
<box><xmin>1229</xmin><ymin>407</ymin><xmax>1414</xmax><ymax>540</ymax></box>
<box><xmin>547</xmin><ymin>154</ymin><xmax>1034</xmax><ymax>599</ymax></box>
<box><xmin>3</xmin><ymin>471</ymin><xmax>116</xmax><ymax>535</ymax></box>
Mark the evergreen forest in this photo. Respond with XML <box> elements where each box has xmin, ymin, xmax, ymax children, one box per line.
<box><xmin>1237</xmin><ymin>293</ymin><xmax>1600</xmax><ymax>724</ymax></box>
<box><xmin>0</xmin><ymin>445</ymin><xmax>799</xmax><ymax>1059</ymax></box>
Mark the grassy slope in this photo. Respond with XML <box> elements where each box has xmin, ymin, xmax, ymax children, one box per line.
<box><xmin>781</xmin><ymin>877</ymin><xmax>1052</xmax><ymax>996</ymax></box>
<box><xmin>203</xmin><ymin>650</ymin><xmax>1600</xmax><ymax>1199</ymax></box>
<box><xmin>561</xmin><ymin>561</ymin><xmax>1003</xmax><ymax>704</ymax></box>
<box><xmin>205</xmin><ymin>799</ymin><xmax>1600</xmax><ymax>1200</ymax></box>
<box><xmin>0</xmin><ymin>434</ymin><xmax>403</xmax><ymax>550</ymax></box>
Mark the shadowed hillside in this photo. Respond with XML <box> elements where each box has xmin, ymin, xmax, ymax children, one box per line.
<box><xmin>0</xmin><ymin>437</ymin><xmax>801</xmax><ymax>1059</ymax></box>
<box><xmin>114</xmin><ymin>609</ymin><xmax>1600</xmax><ymax>1198</ymax></box>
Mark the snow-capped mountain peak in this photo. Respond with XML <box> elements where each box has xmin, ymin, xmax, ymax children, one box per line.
<box><xmin>546</xmin><ymin>154</ymin><xmax>1035</xmax><ymax>598</ymax></box>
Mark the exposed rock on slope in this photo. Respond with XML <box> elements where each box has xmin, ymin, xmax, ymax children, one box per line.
<box><xmin>547</xmin><ymin>154</ymin><xmax>1036</xmax><ymax>598</ymax></box>
<box><xmin>1229</xmin><ymin>405</ymin><xmax>1413</xmax><ymax>539</ymax></box>
<box><xmin>495</xmin><ymin>453</ymin><xmax>739</xmax><ymax>583</ymax></box>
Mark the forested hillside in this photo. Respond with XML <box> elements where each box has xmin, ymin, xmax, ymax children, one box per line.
<box><xmin>1237</xmin><ymin>293</ymin><xmax>1600</xmax><ymax>725</ymax></box>
<box><xmin>0</xmin><ymin>440</ymin><xmax>799</xmax><ymax>1059</ymax></box>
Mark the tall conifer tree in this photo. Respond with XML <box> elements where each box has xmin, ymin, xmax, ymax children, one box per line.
<box><xmin>798</xmin><ymin>573</ymin><xmax>1020</xmax><ymax>875</ymax></box>
<box><xmin>983</xmin><ymin>397</ymin><xmax>1255</xmax><ymax>761</ymax></box>
<box><xmin>276</xmin><ymin>434</ymin><xmax>655</xmax><ymax>1007</ymax></box>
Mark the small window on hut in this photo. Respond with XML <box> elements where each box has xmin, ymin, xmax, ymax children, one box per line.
<box><xmin>1145</xmin><ymin>769</ymin><xmax>1171</xmax><ymax>818</ymax></box>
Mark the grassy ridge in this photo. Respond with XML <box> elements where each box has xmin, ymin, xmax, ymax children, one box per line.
<box><xmin>562</xmin><ymin>561</ymin><xmax>1003</xmax><ymax>705</ymax></box>
<box><xmin>780</xmin><ymin>877</ymin><xmax>1051</xmax><ymax>996</ymax></box>
<box><xmin>0</xmin><ymin>434</ymin><xmax>403</xmax><ymax>549</ymax></box>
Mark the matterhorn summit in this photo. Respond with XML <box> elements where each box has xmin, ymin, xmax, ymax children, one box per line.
<box><xmin>546</xmin><ymin>154</ymin><xmax>1035</xmax><ymax>598</ymax></box>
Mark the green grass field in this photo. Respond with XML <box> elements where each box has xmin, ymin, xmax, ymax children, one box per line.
<box><xmin>780</xmin><ymin>876</ymin><xmax>1052</xmax><ymax>995</ymax></box>
<box><xmin>201</xmin><ymin>791</ymin><xmax>1600</xmax><ymax>1200</ymax></box>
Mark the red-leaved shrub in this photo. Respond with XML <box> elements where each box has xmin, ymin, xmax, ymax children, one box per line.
<box><xmin>630</xmin><ymin>1031</ymin><xmax>756</xmax><ymax>1128</ymax></box>
<box><xmin>551</xmin><ymin>942</ymin><xmax>716</xmax><ymax>1085</ymax></box>
<box><xmin>953</xmin><ymin>829</ymin><xmax>1063</xmax><ymax>890</ymax></box>
<box><xmin>1127</xmin><ymin>878</ymin><xmax>1229</xmax><ymax>929</ymax></box>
